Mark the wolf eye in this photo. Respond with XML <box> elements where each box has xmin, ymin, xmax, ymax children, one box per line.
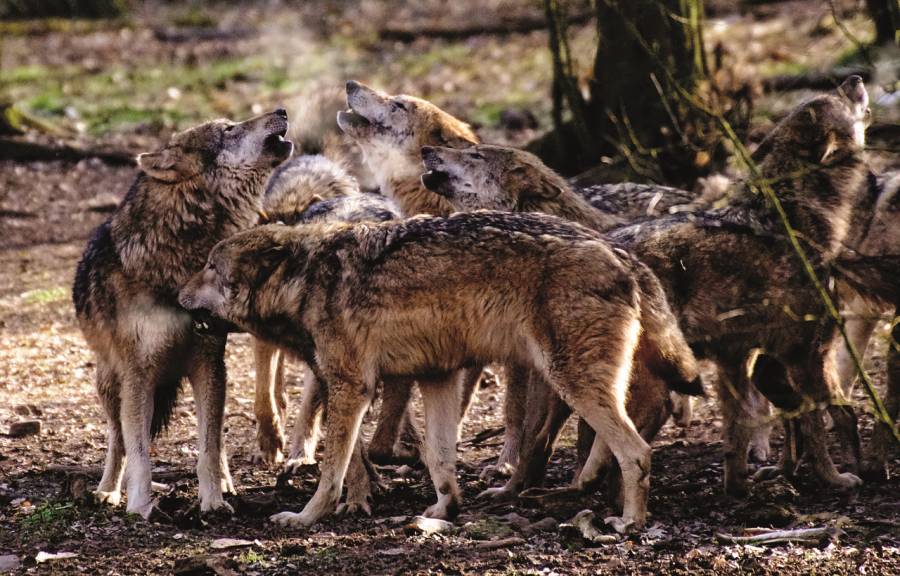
<box><xmin>392</xmin><ymin>100</ymin><xmax>407</xmax><ymax>112</ymax></box>
<box><xmin>224</xmin><ymin>125</ymin><xmax>235</xmax><ymax>133</ymax></box>
<box><xmin>470</xmin><ymin>152</ymin><xmax>485</xmax><ymax>160</ymax></box>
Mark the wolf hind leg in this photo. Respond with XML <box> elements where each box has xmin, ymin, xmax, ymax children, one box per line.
<box><xmin>96</xmin><ymin>359</ymin><xmax>126</xmax><ymax>506</ymax></box>
<box><xmin>284</xmin><ymin>364</ymin><xmax>324</xmax><ymax>472</ymax></box>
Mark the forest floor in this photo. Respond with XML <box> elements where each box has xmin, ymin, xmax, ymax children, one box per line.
<box><xmin>1</xmin><ymin>1</ymin><xmax>899</xmax><ymax>574</ymax></box>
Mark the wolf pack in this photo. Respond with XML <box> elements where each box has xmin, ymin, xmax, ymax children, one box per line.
<box><xmin>72</xmin><ymin>75</ymin><xmax>899</xmax><ymax>535</ymax></box>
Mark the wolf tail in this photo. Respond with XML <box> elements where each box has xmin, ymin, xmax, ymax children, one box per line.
<box><xmin>150</xmin><ymin>372</ymin><xmax>183</xmax><ymax>439</ymax></box>
<box><xmin>634</xmin><ymin>264</ymin><xmax>705</xmax><ymax>397</ymax></box>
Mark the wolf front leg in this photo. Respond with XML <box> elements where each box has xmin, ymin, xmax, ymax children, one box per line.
<box><xmin>418</xmin><ymin>373</ymin><xmax>463</xmax><ymax>519</ymax></box>
<box><xmin>188</xmin><ymin>333</ymin><xmax>235</xmax><ymax>514</ymax></box>
<box><xmin>253</xmin><ymin>338</ymin><xmax>287</xmax><ymax>466</ymax></box>
<box><xmin>271</xmin><ymin>373</ymin><xmax>372</xmax><ymax>528</ymax></box>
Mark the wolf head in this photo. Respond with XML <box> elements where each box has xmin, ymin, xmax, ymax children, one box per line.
<box><xmin>756</xmin><ymin>76</ymin><xmax>869</xmax><ymax>168</ymax></box>
<box><xmin>336</xmin><ymin>81</ymin><xmax>478</xmax><ymax>186</ymax></box>
<box><xmin>420</xmin><ymin>144</ymin><xmax>569</xmax><ymax>212</ymax></box>
<box><xmin>178</xmin><ymin>225</ymin><xmax>308</xmax><ymax>337</ymax></box>
<box><xmin>136</xmin><ymin>109</ymin><xmax>294</xmax><ymax>187</ymax></box>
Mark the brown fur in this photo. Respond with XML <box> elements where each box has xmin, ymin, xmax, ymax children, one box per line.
<box><xmin>419</xmin><ymin>143</ymin><xmax>702</xmax><ymax>499</ymax></box>
<box><xmin>336</xmin><ymin>80</ymin><xmax>478</xmax><ymax>217</ymax></box>
<box><xmin>610</xmin><ymin>79</ymin><xmax>870</xmax><ymax>496</ymax></box>
<box><xmin>72</xmin><ymin>110</ymin><xmax>293</xmax><ymax>518</ymax></box>
<box><xmin>179</xmin><ymin>212</ymin><xmax>667</xmax><ymax>532</ymax></box>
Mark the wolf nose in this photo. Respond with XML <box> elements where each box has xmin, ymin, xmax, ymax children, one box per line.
<box><xmin>346</xmin><ymin>80</ymin><xmax>361</xmax><ymax>94</ymax></box>
<box><xmin>274</xmin><ymin>108</ymin><xmax>288</xmax><ymax>118</ymax></box>
<box><xmin>421</xmin><ymin>146</ymin><xmax>435</xmax><ymax>157</ymax></box>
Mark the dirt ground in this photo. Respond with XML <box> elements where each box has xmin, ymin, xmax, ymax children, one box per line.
<box><xmin>1</xmin><ymin>1</ymin><xmax>899</xmax><ymax>574</ymax></box>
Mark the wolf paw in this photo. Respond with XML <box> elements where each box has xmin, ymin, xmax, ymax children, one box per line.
<box><xmin>479</xmin><ymin>462</ymin><xmax>515</xmax><ymax>482</ymax></box>
<box><xmin>281</xmin><ymin>457</ymin><xmax>318</xmax><ymax>476</ymax></box>
<box><xmin>476</xmin><ymin>486</ymin><xmax>516</xmax><ymax>502</ymax></box>
<box><xmin>603</xmin><ymin>516</ymin><xmax>636</xmax><ymax>535</ymax></box>
<box><xmin>336</xmin><ymin>499</ymin><xmax>373</xmax><ymax>517</ymax></box>
<box><xmin>201</xmin><ymin>497</ymin><xmax>235</xmax><ymax>516</ymax></box>
<box><xmin>752</xmin><ymin>465</ymin><xmax>783</xmax><ymax>483</ymax></box>
<box><xmin>270</xmin><ymin>511</ymin><xmax>313</xmax><ymax>529</ymax></box>
<box><xmin>95</xmin><ymin>489</ymin><xmax>122</xmax><ymax>507</ymax></box>
<box><xmin>254</xmin><ymin>425</ymin><xmax>286</xmax><ymax>467</ymax></box>
<box><xmin>126</xmin><ymin>500</ymin><xmax>157</xmax><ymax>520</ymax></box>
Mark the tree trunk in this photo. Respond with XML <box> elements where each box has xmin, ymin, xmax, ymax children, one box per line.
<box><xmin>865</xmin><ymin>0</ymin><xmax>900</xmax><ymax>45</ymax></box>
<box><xmin>536</xmin><ymin>0</ymin><xmax>725</xmax><ymax>185</ymax></box>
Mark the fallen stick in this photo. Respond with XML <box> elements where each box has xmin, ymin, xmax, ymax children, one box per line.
<box><xmin>463</xmin><ymin>426</ymin><xmax>505</xmax><ymax>447</ymax></box>
<box><xmin>475</xmin><ymin>537</ymin><xmax>525</xmax><ymax>550</ymax></box>
<box><xmin>716</xmin><ymin>526</ymin><xmax>840</xmax><ymax>546</ymax></box>
<box><xmin>0</xmin><ymin>137</ymin><xmax>134</xmax><ymax>165</ymax></box>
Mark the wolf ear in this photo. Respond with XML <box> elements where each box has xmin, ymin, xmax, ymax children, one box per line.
<box><xmin>510</xmin><ymin>166</ymin><xmax>564</xmax><ymax>200</ymax></box>
<box><xmin>818</xmin><ymin>131</ymin><xmax>839</xmax><ymax>164</ymax></box>
<box><xmin>137</xmin><ymin>148</ymin><xmax>197</xmax><ymax>183</ymax></box>
<box><xmin>431</xmin><ymin>123</ymin><xmax>478</xmax><ymax>149</ymax></box>
<box><xmin>508</xmin><ymin>166</ymin><xmax>562</xmax><ymax>202</ymax></box>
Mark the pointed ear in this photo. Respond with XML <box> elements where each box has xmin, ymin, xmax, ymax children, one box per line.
<box><xmin>510</xmin><ymin>165</ymin><xmax>565</xmax><ymax>201</ymax></box>
<box><xmin>137</xmin><ymin>148</ymin><xmax>198</xmax><ymax>183</ymax></box>
<box><xmin>430</xmin><ymin>122</ymin><xmax>478</xmax><ymax>149</ymax></box>
<box><xmin>819</xmin><ymin>131</ymin><xmax>839</xmax><ymax>164</ymax></box>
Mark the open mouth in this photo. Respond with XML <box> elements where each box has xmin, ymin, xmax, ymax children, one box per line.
<box><xmin>264</xmin><ymin>126</ymin><xmax>293</xmax><ymax>162</ymax></box>
<box><xmin>421</xmin><ymin>170</ymin><xmax>452</xmax><ymax>195</ymax></box>
<box><xmin>337</xmin><ymin>110</ymin><xmax>372</xmax><ymax>134</ymax></box>
<box><xmin>190</xmin><ymin>308</ymin><xmax>238</xmax><ymax>336</ymax></box>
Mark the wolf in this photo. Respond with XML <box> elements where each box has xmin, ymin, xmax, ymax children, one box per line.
<box><xmin>336</xmin><ymin>80</ymin><xmax>479</xmax><ymax>217</ymax></box>
<box><xmin>252</xmin><ymin>153</ymin><xmax>362</xmax><ymax>466</ymax></box>
<box><xmin>247</xmin><ymin>156</ymin><xmax>401</xmax><ymax>512</ymax></box>
<box><xmin>419</xmin><ymin>144</ymin><xmax>697</xmax><ymax>225</ymax></box>
<box><xmin>336</xmin><ymin>80</ymin><xmax>498</xmax><ymax>467</ymax></box>
<box><xmin>178</xmin><ymin>211</ymin><xmax>703</xmax><ymax>533</ymax></box>
<box><xmin>420</xmin><ymin>143</ymin><xmax>704</xmax><ymax>497</ymax></box>
<box><xmin>607</xmin><ymin>76</ymin><xmax>871</xmax><ymax>496</ymax></box>
<box><xmin>72</xmin><ymin>110</ymin><xmax>293</xmax><ymax>518</ymax></box>
<box><xmin>828</xmin><ymin>170</ymin><xmax>900</xmax><ymax>478</ymax></box>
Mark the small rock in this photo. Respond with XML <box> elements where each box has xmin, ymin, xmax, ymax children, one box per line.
<box><xmin>173</xmin><ymin>554</ymin><xmax>238</xmax><ymax>576</ymax></box>
<box><xmin>0</xmin><ymin>555</ymin><xmax>20</xmax><ymax>573</ymax></box>
<box><xmin>523</xmin><ymin>517</ymin><xmax>558</xmax><ymax>535</ymax></box>
<box><xmin>463</xmin><ymin>517</ymin><xmax>514</xmax><ymax>540</ymax></box>
<box><xmin>210</xmin><ymin>538</ymin><xmax>256</xmax><ymax>550</ymax></box>
<box><xmin>8</xmin><ymin>420</ymin><xmax>41</xmax><ymax>438</ymax></box>
<box><xmin>499</xmin><ymin>512</ymin><xmax>530</xmax><ymax>530</ymax></box>
<box><xmin>404</xmin><ymin>516</ymin><xmax>456</xmax><ymax>536</ymax></box>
